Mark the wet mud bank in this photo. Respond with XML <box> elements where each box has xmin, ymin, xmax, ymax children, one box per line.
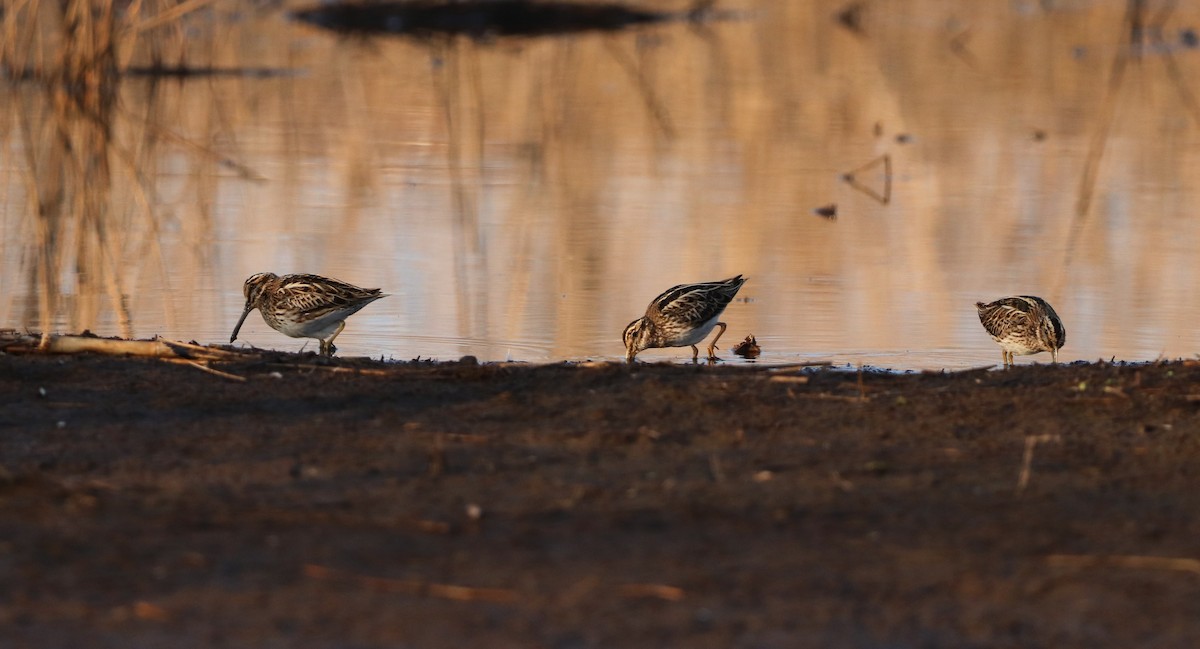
<box><xmin>2</xmin><ymin>354</ymin><xmax>1199</xmax><ymax>647</ymax></box>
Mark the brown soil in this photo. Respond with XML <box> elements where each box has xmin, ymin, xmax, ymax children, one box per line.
<box><xmin>2</xmin><ymin>352</ymin><xmax>1200</xmax><ymax>648</ymax></box>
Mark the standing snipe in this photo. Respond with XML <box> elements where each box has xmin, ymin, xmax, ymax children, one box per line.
<box><xmin>623</xmin><ymin>275</ymin><xmax>747</xmax><ymax>363</ymax></box>
<box><xmin>976</xmin><ymin>295</ymin><xmax>1065</xmax><ymax>368</ymax></box>
<box><xmin>230</xmin><ymin>273</ymin><xmax>387</xmax><ymax>357</ymax></box>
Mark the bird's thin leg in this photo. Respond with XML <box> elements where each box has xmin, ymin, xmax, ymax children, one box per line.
<box><xmin>691</xmin><ymin>345</ymin><xmax>700</xmax><ymax>362</ymax></box>
<box><xmin>1051</xmin><ymin>348</ymin><xmax>1058</xmax><ymax>364</ymax></box>
<box><xmin>322</xmin><ymin>321</ymin><xmax>347</xmax><ymax>357</ymax></box>
<box><xmin>707</xmin><ymin>322</ymin><xmax>728</xmax><ymax>360</ymax></box>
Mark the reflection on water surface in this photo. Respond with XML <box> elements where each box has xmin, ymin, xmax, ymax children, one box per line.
<box><xmin>3</xmin><ymin>0</ymin><xmax>1200</xmax><ymax>368</ymax></box>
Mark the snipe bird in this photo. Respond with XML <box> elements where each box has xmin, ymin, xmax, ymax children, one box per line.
<box><xmin>230</xmin><ymin>273</ymin><xmax>386</xmax><ymax>357</ymax></box>
<box><xmin>623</xmin><ymin>275</ymin><xmax>747</xmax><ymax>363</ymax></box>
<box><xmin>976</xmin><ymin>295</ymin><xmax>1065</xmax><ymax>368</ymax></box>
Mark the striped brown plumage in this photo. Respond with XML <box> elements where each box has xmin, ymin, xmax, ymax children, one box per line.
<box><xmin>230</xmin><ymin>272</ymin><xmax>386</xmax><ymax>357</ymax></box>
<box><xmin>623</xmin><ymin>275</ymin><xmax>747</xmax><ymax>362</ymax></box>
<box><xmin>976</xmin><ymin>295</ymin><xmax>1065</xmax><ymax>368</ymax></box>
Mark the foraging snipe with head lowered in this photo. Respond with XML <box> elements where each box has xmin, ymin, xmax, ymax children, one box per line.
<box><xmin>976</xmin><ymin>295</ymin><xmax>1065</xmax><ymax>368</ymax></box>
<box><xmin>230</xmin><ymin>273</ymin><xmax>387</xmax><ymax>357</ymax></box>
<box><xmin>623</xmin><ymin>275</ymin><xmax>747</xmax><ymax>362</ymax></box>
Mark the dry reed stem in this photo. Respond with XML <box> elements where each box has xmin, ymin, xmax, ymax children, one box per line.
<box><xmin>946</xmin><ymin>365</ymin><xmax>997</xmax><ymax>375</ymax></box>
<box><xmin>1046</xmin><ymin>554</ymin><xmax>1200</xmax><ymax>576</ymax></box>
<box><xmin>5</xmin><ymin>1</ymin><xmax>258</xmax><ymax>344</ymax></box>
<box><xmin>1</xmin><ymin>0</ymin><xmax>39</xmax><ymax>76</ymax></box>
<box><xmin>256</xmin><ymin>363</ymin><xmax>403</xmax><ymax>377</ymax></box>
<box><xmin>789</xmin><ymin>393</ymin><xmax>865</xmax><ymax>401</ymax></box>
<box><xmin>1059</xmin><ymin>0</ymin><xmax>1144</xmax><ymax>298</ymax></box>
<box><xmin>131</xmin><ymin>600</ymin><xmax>170</xmax><ymax>622</ymax></box>
<box><xmin>302</xmin><ymin>564</ymin><xmax>520</xmax><ymax>604</ymax></box>
<box><xmin>163</xmin><ymin>358</ymin><xmax>247</xmax><ymax>382</ymax></box>
<box><xmin>0</xmin><ymin>332</ymin><xmax>237</xmax><ymax>360</ymax></box>
<box><xmin>124</xmin><ymin>0</ymin><xmax>218</xmax><ymax>35</ymax></box>
<box><xmin>109</xmin><ymin>140</ymin><xmax>177</xmax><ymax>328</ymax></box>
<box><xmin>617</xmin><ymin>583</ymin><xmax>685</xmax><ymax>601</ymax></box>
<box><xmin>2</xmin><ymin>332</ymin><xmax>424</xmax><ymax>376</ymax></box>
<box><xmin>1016</xmin><ymin>434</ymin><xmax>1061</xmax><ymax>494</ymax></box>
<box><xmin>427</xmin><ymin>432</ymin><xmax>446</xmax><ymax>478</ymax></box>
<box><xmin>304</xmin><ymin>562</ymin><xmax>681</xmax><ymax>605</ymax></box>
<box><xmin>708</xmin><ymin>452</ymin><xmax>725</xmax><ymax>483</ymax></box>
<box><xmin>601</xmin><ymin>36</ymin><xmax>675</xmax><ymax>139</ymax></box>
<box><xmin>121</xmin><ymin>112</ymin><xmax>265</xmax><ymax>181</ymax></box>
<box><xmin>431</xmin><ymin>37</ymin><xmax>488</xmax><ymax>341</ymax></box>
<box><xmin>765</xmin><ymin>362</ymin><xmax>834</xmax><ymax>371</ymax></box>
<box><xmin>768</xmin><ymin>375</ymin><xmax>810</xmax><ymax>384</ymax></box>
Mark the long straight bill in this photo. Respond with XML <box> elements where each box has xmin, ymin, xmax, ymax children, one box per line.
<box><xmin>230</xmin><ymin>305</ymin><xmax>254</xmax><ymax>343</ymax></box>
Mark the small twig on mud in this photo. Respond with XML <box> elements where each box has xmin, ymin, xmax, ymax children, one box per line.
<box><xmin>1016</xmin><ymin>434</ymin><xmax>1061</xmax><ymax>494</ymax></box>
<box><xmin>1046</xmin><ymin>554</ymin><xmax>1200</xmax><ymax>576</ymax></box>
<box><xmin>708</xmin><ymin>453</ymin><xmax>725</xmax><ymax>483</ymax></box>
<box><xmin>946</xmin><ymin>364</ymin><xmax>996</xmax><ymax>375</ymax></box>
<box><xmin>413</xmin><ymin>519</ymin><xmax>452</xmax><ymax>535</ymax></box>
<box><xmin>765</xmin><ymin>361</ymin><xmax>833</xmax><ymax>370</ymax></box>
<box><xmin>790</xmin><ymin>393</ymin><xmax>865</xmax><ymax>402</ymax></box>
<box><xmin>830</xmin><ymin>471</ymin><xmax>855</xmax><ymax>492</ymax></box>
<box><xmin>617</xmin><ymin>583</ymin><xmax>685</xmax><ymax>601</ymax></box>
<box><xmin>555</xmin><ymin>576</ymin><xmax>602</xmax><ymax>610</ymax></box>
<box><xmin>303</xmin><ymin>564</ymin><xmax>520</xmax><ymax>603</ymax></box>
<box><xmin>131</xmin><ymin>600</ymin><xmax>171</xmax><ymax>622</ymax></box>
<box><xmin>163</xmin><ymin>359</ymin><xmax>247</xmax><ymax>382</ymax></box>
<box><xmin>272</xmin><ymin>363</ymin><xmax>398</xmax><ymax>377</ymax></box>
<box><xmin>428</xmin><ymin>432</ymin><xmax>446</xmax><ymax>478</ymax></box>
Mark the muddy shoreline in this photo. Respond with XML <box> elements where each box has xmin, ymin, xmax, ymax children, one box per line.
<box><xmin>2</xmin><ymin>352</ymin><xmax>1199</xmax><ymax>647</ymax></box>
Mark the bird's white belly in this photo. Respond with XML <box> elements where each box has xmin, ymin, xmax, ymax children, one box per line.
<box><xmin>665</xmin><ymin>315</ymin><xmax>720</xmax><ymax>347</ymax></box>
<box><xmin>266</xmin><ymin>311</ymin><xmax>342</xmax><ymax>340</ymax></box>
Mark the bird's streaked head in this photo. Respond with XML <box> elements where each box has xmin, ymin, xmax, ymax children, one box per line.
<box><xmin>231</xmin><ymin>272</ymin><xmax>279</xmax><ymax>343</ymax></box>
<box><xmin>623</xmin><ymin>317</ymin><xmax>653</xmax><ymax>362</ymax></box>
<box><xmin>243</xmin><ymin>272</ymin><xmax>279</xmax><ymax>306</ymax></box>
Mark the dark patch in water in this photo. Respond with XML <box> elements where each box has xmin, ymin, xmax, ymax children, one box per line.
<box><xmin>291</xmin><ymin>0</ymin><xmax>679</xmax><ymax>39</ymax></box>
<box><xmin>5</xmin><ymin>66</ymin><xmax>299</xmax><ymax>81</ymax></box>
<box><xmin>124</xmin><ymin>66</ymin><xmax>301</xmax><ymax>79</ymax></box>
<box><xmin>1182</xmin><ymin>28</ymin><xmax>1198</xmax><ymax>49</ymax></box>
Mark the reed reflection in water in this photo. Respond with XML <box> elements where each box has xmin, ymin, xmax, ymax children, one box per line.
<box><xmin>3</xmin><ymin>0</ymin><xmax>1200</xmax><ymax>368</ymax></box>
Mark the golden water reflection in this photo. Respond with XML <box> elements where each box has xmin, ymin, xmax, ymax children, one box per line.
<box><xmin>3</xmin><ymin>0</ymin><xmax>1200</xmax><ymax>368</ymax></box>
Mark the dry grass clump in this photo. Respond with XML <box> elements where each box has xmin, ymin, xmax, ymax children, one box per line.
<box><xmin>2</xmin><ymin>0</ymin><xmax>216</xmax><ymax>338</ymax></box>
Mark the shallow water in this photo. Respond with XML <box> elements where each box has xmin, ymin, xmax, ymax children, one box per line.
<box><xmin>3</xmin><ymin>0</ymin><xmax>1200</xmax><ymax>369</ymax></box>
